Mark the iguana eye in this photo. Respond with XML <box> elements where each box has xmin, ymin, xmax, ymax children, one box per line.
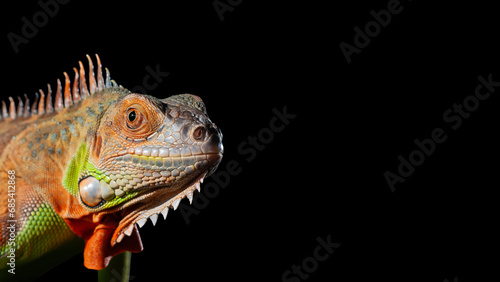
<box><xmin>115</xmin><ymin>95</ymin><xmax>163</xmax><ymax>139</ymax></box>
<box><xmin>125</xmin><ymin>108</ymin><xmax>145</xmax><ymax>130</ymax></box>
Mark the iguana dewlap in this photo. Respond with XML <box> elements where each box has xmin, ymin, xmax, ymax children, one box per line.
<box><xmin>0</xmin><ymin>55</ymin><xmax>223</xmax><ymax>273</ymax></box>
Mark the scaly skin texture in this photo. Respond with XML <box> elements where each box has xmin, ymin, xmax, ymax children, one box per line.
<box><xmin>0</xmin><ymin>55</ymin><xmax>223</xmax><ymax>278</ymax></box>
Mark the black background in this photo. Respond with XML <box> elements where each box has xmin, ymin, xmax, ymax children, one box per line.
<box><xmin>2</xmin><ymin>1</ymin><xmax>499</xmax><ymax>281</ymax></box>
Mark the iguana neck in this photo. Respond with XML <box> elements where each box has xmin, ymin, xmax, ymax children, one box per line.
<box><xmin>3</xmin><ymin>89</ymin><xmax>125</xmax><ymax>214</ymax></box>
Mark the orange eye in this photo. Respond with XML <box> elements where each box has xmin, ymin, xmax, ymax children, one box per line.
<box><xmin>125</xmin><ymin>108</ymin><xmax>145</xmax><ymax>130</ymax></box>
<box><xmin>114</xmin><ymin>95</ymin><xmax>162</xmax><ymax>140</ymax></box>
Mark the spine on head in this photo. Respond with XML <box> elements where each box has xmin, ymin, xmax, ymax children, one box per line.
<box><xmin>0</xmin><ymin>54</ymin><xmax>120</xmax><ymax>122</ymax></box>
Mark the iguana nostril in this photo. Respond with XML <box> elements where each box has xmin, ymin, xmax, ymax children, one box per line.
<box><xmin>192</xmin><ymin>126</ymin><xmax>206</xmax><ymax>141</ymax></box>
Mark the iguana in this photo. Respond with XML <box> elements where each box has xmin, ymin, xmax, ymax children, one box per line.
<box><xmin>0</xmin><ymin>55</ymin><xmax>223</xmax><ymax>281</ymax></box>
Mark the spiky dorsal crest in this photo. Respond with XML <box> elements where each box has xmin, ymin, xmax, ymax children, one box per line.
<box><xmin>0</xmin><ymin>54</ymin><xmax>121</xmax><ymax>121</ymax></box>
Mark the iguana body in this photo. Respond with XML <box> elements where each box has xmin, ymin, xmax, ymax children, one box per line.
<box><xmin>0</xmin><ymin>55</ymin><xmax>223</xmax><ymax>280</ymax></box>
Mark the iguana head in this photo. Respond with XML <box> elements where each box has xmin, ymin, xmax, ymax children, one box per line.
<box><xmin>57</xmin><ymin>55</ymin><xmax>223</xmax><ymax>269</ymax></box>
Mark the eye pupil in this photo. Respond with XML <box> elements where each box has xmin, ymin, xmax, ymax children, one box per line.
<box><xmin>128</xmin><ymin>111</ymin><xmax>136</xmax><ymax>122</ymax></box>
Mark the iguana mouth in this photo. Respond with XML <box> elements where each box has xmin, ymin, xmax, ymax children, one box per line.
<box><xmin>111</xmin><ymin>171</ymin><xmax>209</xmax><ymax>246</ymax></box>
<box><xmin>79</xmin><ymin>152</ymin><xmax>221</xmax><ymax>270</ymax></box>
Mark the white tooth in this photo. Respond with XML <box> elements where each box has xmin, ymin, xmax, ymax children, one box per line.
<box><xmin>124</xmin><ymin>225</ymin><xmax>134</xmax><ymax>236</ymax></box>
<box><xmin>172</xmin><ymin>198</ymin><xmax>180</xmax><ymax>210</ymax></box>
<box><xmin>149</xmin><ymin>214</ymin><xmax>158</xmax><ymax>226</ymax></box>
<box><xmin>200</xmin><ymin>177</ymin><xmax>204</xmax><ymax>183</ymax></box>
<box><xmin>137</xmin><ymin>218</ymin><xmax>147</xmax><ymax>228</ymax></box>
<box><xmin>117</xmin><ymin>233</ymin><xmax>125</xmax><ymax>243</ymax></box>
<box><xmin>161</xmin><ymin>206</ymin><xmax>169</xmax><ymax>219</ymax></box>
<box><xmin>195</xmin><ymin>182</ymin><xmax>201</xmax><ymax>192</ymax></box>
<box><xmin>187</xmin><ymin>191</ymin><xmax>193</xmax><ymax>204</ymax></box>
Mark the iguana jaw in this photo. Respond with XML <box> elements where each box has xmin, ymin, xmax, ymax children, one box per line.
<box><xmin>110</xmin><ymin>170</ymin><xmax>209</xmax><ymax>246</ymax></box>
<box><xmin>90</xmin><ymin>149</ymin><xmax>222</xmax><ymax>241</ymax></box>
<box><xmin>72</xmin><ymin>151</ymin><xmax>221</xmax><ymax>270</ymax></box>
<box><xmin>78</xmin><ymin>169</ymin><xmax>213</xmax><ymax>269</ymax></box>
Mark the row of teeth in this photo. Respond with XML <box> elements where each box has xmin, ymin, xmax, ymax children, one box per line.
<box><xmin>116</xmin><ymin>178</ymin><xmax>204</xmax><ymax>243</ymax></box>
